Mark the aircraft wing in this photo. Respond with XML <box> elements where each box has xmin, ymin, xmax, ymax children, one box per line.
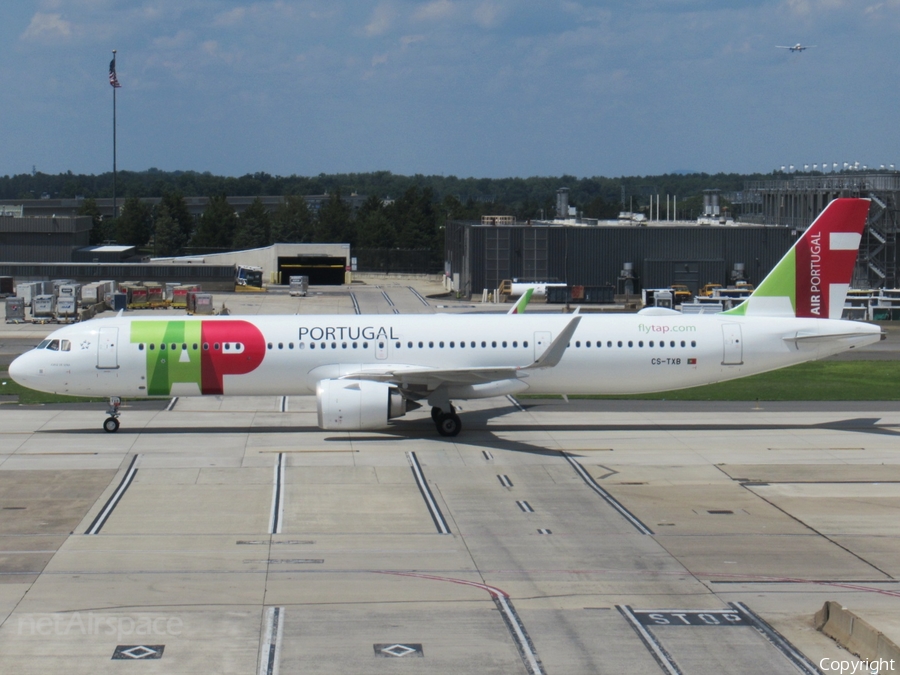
<box><xmin>340</xmin><ymin>316</ymin><xmax>582</xmax><ymax>388</ymax></box>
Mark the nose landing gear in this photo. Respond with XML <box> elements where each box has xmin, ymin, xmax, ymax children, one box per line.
<box><xmin>103</xmin><ymin>397</ymin><xmax>121</xmax><ymax>433</ymax></box>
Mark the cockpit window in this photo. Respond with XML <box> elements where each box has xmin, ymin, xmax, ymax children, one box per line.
<box><xmin>46</xmin><ymin>340</ymin><xmax>60</xmax><ymax>351</ymax></box>
<box><xmin>37</xmin><ymin>339</ymin><xmax>51</xmax><ymax>349</ymax></box>
<box><xmin>60</xmin><ymin>340</ymin><xmax>71</xmax><ymax>352</ymax></box>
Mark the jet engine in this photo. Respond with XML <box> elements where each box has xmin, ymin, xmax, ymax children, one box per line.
<box><xmin>316</xmin><ymin>379</ymin><xmax>408</xmax><ymax>430</ymax></box>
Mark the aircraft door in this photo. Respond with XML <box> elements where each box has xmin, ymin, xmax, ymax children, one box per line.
<box><xmin>97</xmin><ymin>327</ymin><xmax>119</xmax><ymax>369</ymax></box>
<box><xmin>534</xmin><ymin>331</ymin><xmax>552</xmax><ymax>360</ymax></box>
<box><xmin>375</xmin><ymin>338</ymin><xmax>388</xmax><ymax>360</ymax></box>
<box><xmin>721</xmin><ymin>324</ymin><xmax>743</xmax><ymax>365</ymax></box>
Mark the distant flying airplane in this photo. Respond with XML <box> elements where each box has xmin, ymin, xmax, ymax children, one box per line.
<box><xmin>9</xmin><ymin>199</ymin><xmax>880</xmax><ymax>438</ymax></box>
<box><xmin>777</xmin><ymin>44</ymin><xmax>815</xmax><ymax>52</ymax></box>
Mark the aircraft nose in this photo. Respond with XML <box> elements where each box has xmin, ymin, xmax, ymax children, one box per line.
<box><xmin>9</xmin><ymin>353</ymin><xmax>32</xmax><ymax>388</ymax></box>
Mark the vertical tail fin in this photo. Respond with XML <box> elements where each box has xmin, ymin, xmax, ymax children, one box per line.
<box><xmin>723</xmin><ymin>198</ymin><xmax>869</xmax><ymax>319</ymax></box>
<box><xmin>507</xmin><ymin>288</ymin><xmax>534</xmax><ymax>314</ymax></box>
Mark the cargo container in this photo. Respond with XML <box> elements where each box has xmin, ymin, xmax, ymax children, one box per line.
<box><xmin>122</xmin><ymin>284</ymin><xmax>149</xmax><ymax>309</ymax></box>
<box><xmin>187</xmin><ymin>291</ymin><xmax>214</xmax><ymax>315</ymax></box>
<box><xmin>144</xmin><ymin>282</ymin><xmax>166</xmax><ymax>308</ymax></box>
<box><xmin>33</xmin><ymin>295</ymin><xmax>56</xmax><ymax>320</ymax></box>
<box><xmin>56</xmin><ymin>296</ymin><xmax>77</xmax><ymax>322</ymax></box>
<box><xmin>81</xmin><ymin>282</ymin><xmax>102</xmax><ymax>305</ymax></box>
<box><xmin>16</xmin><ymin>282</ymin><xmax>41</xmax><ymax>307</ymax></box>
<box><xmin>171</xmin><ymin>284</ymin><xmax>198</xmax><ymax>309</ymax></box>
<box><xmin>51</xmin><ymin>279</ymin><xmax>77</xmax><ymax>295</ymax></box>
<box><xmin>58</xmin><ymin>283</ymin><xmax>82</xmax><ymax>303</ymax></box>
<box><xmin>289</xmin><ymin>275</ymin><xmax>309</xmax><ymax>297</ymax></box>
<box><xmin>109</xmin><ymin>292</ymin><xmax>128</xmax><ymax>311</ymax></box>
<box><xmin>5</xmin><ymin>297</ymin><xmax>25</xmax><ymax>323</ymax></box>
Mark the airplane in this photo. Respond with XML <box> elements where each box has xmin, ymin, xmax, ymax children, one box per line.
<box><xmin>777</xmin><ymin>44</ymin><xmax>815</xmax><ymax>52</ymax></box>
<box><xmin>9</xmin><ymin>198</ymin><xmax>881</xmax><ymax>438</ymax></box>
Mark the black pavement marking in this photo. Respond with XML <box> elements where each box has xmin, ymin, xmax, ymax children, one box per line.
<box><xmin>350</xmin><ymin>292</ymin><xmax>361</xmax><ymax>314</ymax></box>
<box><xmin>279</xmin><ymin>396</ymin><xmax>288</xmax><ymax>412</ymax></box>
<box><xmin>506</xmin><ymin>394</ymin><xmax>526</xmax><ymax>412</ymax></box>
<box><xmin>730</xmin><ymin>602</ymin><xmax>821</xmax><ymax>675</ymax></box>
<box><xmin>562</xmin><ymin>451</ymin><xmax>654</xmax><ymax>535</ymax></box>
<box><xmin>374</xmin><ymin>643</ymin><xmax>424</xmax><ymax>658</ymax></box>
<box><xmin>537</xmin><ymin>528</ymin><xmax>552</xmax><ymax>534</ymax></box>
<box><xmin>112</xmin><ymin>645</ymin><xmax>164</xmax><ymax>660</ymax></box>
<box><xmin>516</xmin><ymin>500</ymin><xmax>534</xmax><ymax>513</ymax></box>
<box><xmin>269</xmin><ymin>453</ymin><xmax>285</xmax><ymax>534</ymax></box>
<box><xmin>85</xmin><ymin>455</ymin><xmax>139</xmax><ymax>535</ymax></box>
<box><xmin>482</xmin><ymin>450</ymin><xmax>493</xmax><ymax>461</ymax></box>
<box><xmin>618</xmin><ymin>606</ymin><xmax>683</xmax><ymax>675</ymax></box>
<box><xmin>407</xmin><ymin>451</ymin><xmax>450</xmax><ymax>534</ymax></box>
<box><xmin>493</xmin><ymin>595</ymin><xmax>544</xmax><ymax>674</ymax></box>
<box><xmin>497</xmin><ymin>474</ymin><xmax>513</xmax><ymax>488</ymax></box>
<box><xmin>407</xmin><ymin>286</ymin><xmax>430</xmax><ymax>306</ymax></box>
<box><xmin>259</xmin><ymin>607</ymin><xmax>284</xmax><ymax>675</ymax></box>
<box><xmin>631</xmin><ymin>609</ymin><xmax>748</xmax><ymax>627</ymax></box>
<box><xmin>165</xmin><ymin>396</ymin><xmax>178</xmax><ymax>411</ymax></box>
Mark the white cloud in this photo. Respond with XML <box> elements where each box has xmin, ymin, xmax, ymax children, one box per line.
<box><xmin>414</xmin><ymin>0</ymin><xmax>457</xmax><ymax>22</ymax></box>
<box><xmin>21</xmin><ymin>12</ymin><xmax>74</xmax><ymax>41</ymax></box>
<box><xmin>366</xmin><ymin>2</ymin><xmax>396</xmax><ymax>36</ymax></box>
<box><xmin>153</xmin><ymin>30</ymin><xmax>194</xmax><ymax>49</ymax></box>
<box><xmin>473</xmin><ymin>1</ymin><xmax>506</xmax><ymax>28</ymax></box>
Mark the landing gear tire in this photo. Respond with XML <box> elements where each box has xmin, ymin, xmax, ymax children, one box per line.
<box><xmin>435</xmin><ymin>412</ymin><xmax>462</xmax><ymax>437</ymax></box>
<box><xmin>103</xmin><ymin>417</ymin><xmax>120</xmax><ymax>433</ymax></box>
<box><xmin>431</xmin><ymin>406</ymin><xmax>442</xmax><ymax>422</ymax></box>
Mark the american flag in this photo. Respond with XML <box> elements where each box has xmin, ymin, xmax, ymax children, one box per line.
<box><xmin>109</xmin><ymin>57</ymin><xmax>121</xmax><ymax>88</ymax></box>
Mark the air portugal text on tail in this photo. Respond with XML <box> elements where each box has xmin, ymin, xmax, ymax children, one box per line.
<box><xmin>723</xmin><ymin>198</ymin><xmax>870</xmax><ymax>320</ymax></box>
<box><xmin>8</xmin><ymin>198</ymin><xmax>882</xmax><ymax>437</ymax></box>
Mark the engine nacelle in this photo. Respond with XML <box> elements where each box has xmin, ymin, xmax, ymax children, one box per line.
<box><xmin>316</xmin><ymin>379</ymin><xmax>407</xmax><ymax>430</ymax></box>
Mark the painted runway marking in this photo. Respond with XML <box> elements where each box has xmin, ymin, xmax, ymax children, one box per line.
<box><xmin>269</xmin><ymin>453</ymin><xmax>285</xmax><ymax>535</ymax></box>
<box><xmin>406</xmin><ymin>451</ymin><xmax>450</xmax><ymax>534</ymax></box>
<box><xmin>165</xmin><ymin>396</ymin><xmax>179</xmax><ymax>411</ymax></box>
<box><xmin>85</xmin><ymin>455</ymin><xmax>139</xmax><ymax>535</ymax></box>
<box><xmin>730</xmin><ymin>602</ymin><xmax>820</xmax><ymax>674</ymax></box>
<box><xmin>381</xmin><ymin>291</ymin><xmax>400</xmax><ymax>314</ymax></box>
<box><xmin>506</xmin><ymin>394</ymin><xmax>526</xmax><ymax>412</ymax></box>
<box><xmin>562</xmin><ymin>451</ymin><xmax>654</xmax><ymax>535</ymax></box>
<box><xmin>408</xmin><ymin>286</ymin><xmax>430</xmax><ymax>306</ymax></box>
<box><xmin>517</xmin><ymin>500</ymin><xmax>534</xmax><ymax>513</ymax></box>
<box><xmin>349</xmin><ymin>292</ymin><xmax>361</xmax><ymax>315</ymax></box>
<box><xmin>112</xmin><ymin>645</ymin><xmax>164</xmax><ymax>660</ymax></box>
<box><xmin>258</xmin><ymin>606</ymin><xmax>284</xmax><ymax>675</ymax></box>
<box><xmin>376</xmin><ymin>571</ymin><xmax>544</xmax><ymax>675</ymax></box>
<box><xmin>482</xmin><ymin>450</ymin><xmax>493</xmax><ymax>461</ymax></box>
<box><xmin>537</xmin><ymin>529</ymin><xmax>552</xmax><ymax>535</ymax></box>
<box><xmin>618</xmin><ymin>605</ymin><xmax>682</xmax><ymax>675</ymax></box>
<box><xmin>374</xmin><ymin>643</ymin><xmax>423</xmax><ymax>658</ymax></box>
<box><xmin>278</xmin><ymin>396</ymin><xmax>288</xmax><ymax>412</ymax></box>
<box><xmin>497</xmin><ymin>474</ymin><xmax>513</xmax><ymax>488</ymax></box>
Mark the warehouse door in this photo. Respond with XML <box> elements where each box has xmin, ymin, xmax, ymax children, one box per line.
<box><xmin>278</xmin><ymin>256</ymin><xmax>346</xmax><ymax>285</ymax></box>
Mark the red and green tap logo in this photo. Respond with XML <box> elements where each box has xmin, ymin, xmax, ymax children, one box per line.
<box><xmin>130</xmin><ymin>320</ymin><xmax>266</xmax><ymax>395</ymax></box>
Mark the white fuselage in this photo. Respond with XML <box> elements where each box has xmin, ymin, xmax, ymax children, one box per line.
<box><xmin>9</xmin><ymin>312</ymin><xmax>881</xmax><ymax>399</ymax></box>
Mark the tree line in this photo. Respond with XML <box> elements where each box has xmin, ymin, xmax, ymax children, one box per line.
<box><xmin>6</xmin><ymin>167</ymin><xmax>782</xmax><ymax>216</ymax></box>
<box><xmin>75</xmin><ymin>187</ymin><xmax>449</xmax><ymax>264</ymax></box>
<box><xmin>7</xmin><ymin>168</ymin><xmax>798</xmax><ymax>262</ymax></box>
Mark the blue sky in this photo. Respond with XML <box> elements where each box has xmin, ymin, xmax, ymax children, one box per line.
<box><xmin>2</xmin><ymin>1</ymin><xmax>898</xmax><ymax>178</ymax></box>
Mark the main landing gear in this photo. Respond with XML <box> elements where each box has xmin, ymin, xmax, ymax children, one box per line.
<box><xmin>431</xmin><ymin>405</ymin><xmax>461</xmax><ymax>437</ymax></box>
<box><xmin>103</xmin><ymin>397</ymin><xmax>121</xmax><ymax>433</ymax></box>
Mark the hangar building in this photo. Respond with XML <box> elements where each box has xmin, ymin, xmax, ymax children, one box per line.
<box><xmin>444</xmin><ymin>219</ymin><xmax>797</xmax><ymax>298</ymax></box>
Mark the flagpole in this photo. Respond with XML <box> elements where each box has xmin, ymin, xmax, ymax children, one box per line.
<box><xmin>112</xmin><ymin>49</ymin><xmax>117</xmax><ymax>220</ymax></box>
